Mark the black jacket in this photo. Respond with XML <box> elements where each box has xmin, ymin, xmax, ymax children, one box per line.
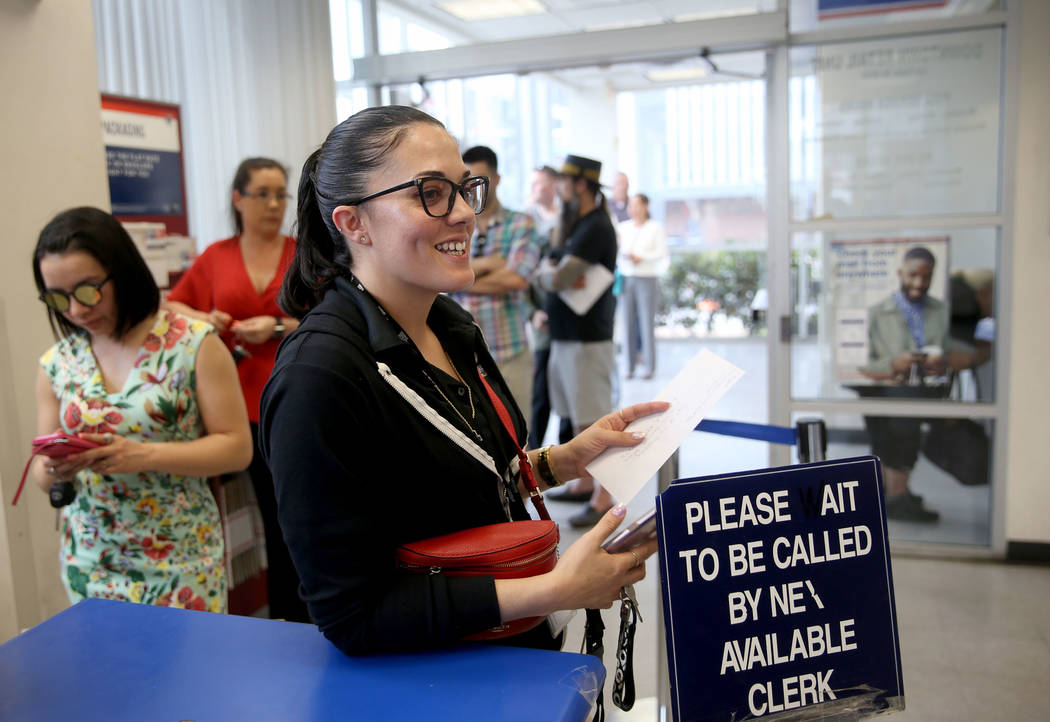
<box><xmin>259</xmin><ymin>277</ymin><xmax>557</xmax><ymax>654</ymax></box>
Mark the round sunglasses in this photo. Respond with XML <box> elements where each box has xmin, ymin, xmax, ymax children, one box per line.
<box><xmin>39</xmin><ymin>275</ymin><xmax>112</xmax><ymax>312</ymax></box>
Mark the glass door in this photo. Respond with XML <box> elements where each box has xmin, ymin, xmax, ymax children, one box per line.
<box><xmin>780</xmin><ymin>25</ymin><xmax>1006</xmax><ymax>549</ymax></box>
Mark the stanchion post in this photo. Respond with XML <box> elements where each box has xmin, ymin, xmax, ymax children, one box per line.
<box><xmin>795</xmin><ymin>418</ymin><xmax>827</xmax><ymax>463</ymax></box>
<box><xmin>656</xmin><ymin>450</ymin><xmax>678</xmax><ymax>722</ymax></box>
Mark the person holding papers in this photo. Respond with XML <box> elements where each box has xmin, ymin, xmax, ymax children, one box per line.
<box><xmin>260</xmin><ymin>107</ymin><xmax>664</xmax><ymax>654</ymax></box>
<box><xmin>533</xmin><ymin>154</ymin><xmax>619</xmax><ymax>528</ymax></box>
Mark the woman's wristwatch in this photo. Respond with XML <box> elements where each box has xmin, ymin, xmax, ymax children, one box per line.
<box><xmin>272</xmin><ymin>316</ymin><xmax>286</xmax><ymax>339</ymax></box>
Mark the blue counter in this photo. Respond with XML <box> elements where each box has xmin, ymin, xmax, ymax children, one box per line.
<box><xmin>0</xmin><ymin>599</ymin><xmax>602</xmax><ymax>721</ymax></box>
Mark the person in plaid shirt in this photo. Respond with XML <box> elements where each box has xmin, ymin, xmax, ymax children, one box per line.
<box><xmin>450</xmin><ymin>146</ymin><xmax>542</xmax><ymax>424</ymax></box>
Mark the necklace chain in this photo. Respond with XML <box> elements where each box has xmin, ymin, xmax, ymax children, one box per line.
<box><xmin>441</xmin><ymin>349</ymin><xmax>475</xmax><ymax>420</ymax></box>
<box><xmin>424</xmin><ymin>347</ymin><xmax>481</xmax><ymax>441</ymax></box>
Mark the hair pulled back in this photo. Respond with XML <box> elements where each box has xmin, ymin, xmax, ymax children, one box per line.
<box><xmin>280</xmin><ymin>106</ymin><xmax>445</xmax><ymax>318</ymax></box>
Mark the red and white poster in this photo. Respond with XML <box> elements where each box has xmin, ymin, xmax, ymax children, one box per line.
<box><xmin>100</xmin><ymin>94</ymin><xmax>189</xmax><ymax>235</ymax></box>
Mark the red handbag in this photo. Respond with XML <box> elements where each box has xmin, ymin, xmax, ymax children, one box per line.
<box><xmin>396</xmin><ymin>366</ymin><xmax>558</xmax><ymax>641</ymax></box>
<box><xmin>397</xmin><ymin>519</ymin><xmax>559</xmax><ymax>639</ymax></box>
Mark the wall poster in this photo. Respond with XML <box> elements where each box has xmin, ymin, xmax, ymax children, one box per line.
<box><xmin>828</xmin><ymin>236</ymin><xmax>949</xmax><ymax>383</ymax></box>
<box><xmin>100</xmin><ymin>95</ymin><xmax>188</xmax><ymax>235</ymax></box>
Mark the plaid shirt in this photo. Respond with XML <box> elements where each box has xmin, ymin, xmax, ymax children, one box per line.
<box><xmin>449</xmin><ymin>206</ymin><xmax>541</xmax><ymax>362</ymax></box>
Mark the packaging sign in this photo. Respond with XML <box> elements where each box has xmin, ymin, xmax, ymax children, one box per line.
<box><xmin>658</xmin><ymin>456</ymin><xmax>904</xmax><ymax>721</ymax></box>
<box><xmin>100</xmin><ymin>95</ymin><xmax>188</xmax><ymax>235</ymax></box>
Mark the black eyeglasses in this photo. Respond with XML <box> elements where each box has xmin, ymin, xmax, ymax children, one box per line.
<box><xmin>349</xmin><ymin>176</ymin><xmax>489</xmax><ymax>218</ymax></box>
<box><xmin>39</xmin><ymin>275</ymin><xmax>112</xmax><ymax>312</ymax></box>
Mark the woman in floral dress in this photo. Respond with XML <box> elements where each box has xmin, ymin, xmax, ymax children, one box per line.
<box><xmin>30</xmin><ymin>207</ymin><xmax>252</xmax><ymax>611</ymax></box>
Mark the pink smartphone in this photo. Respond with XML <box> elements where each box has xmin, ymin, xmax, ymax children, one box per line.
<box><xmin>32</xmin><ymin>433</ymin><xmax>101</xmax><ymax>458</ymax></box>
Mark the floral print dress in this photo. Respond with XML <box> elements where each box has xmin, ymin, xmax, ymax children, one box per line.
<box><xmin>40</xmin><ymin>311</ymin><xmax>226</xmax><ymax>612</ymax></box>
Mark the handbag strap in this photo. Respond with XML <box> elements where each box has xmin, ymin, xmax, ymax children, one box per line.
<box><xmin>477</xmin><ymin>369</ymin><xmax>551</xmax><ymax>522</ymax></box>
<box><xmin>11</xmin><ymin>455</ymin><xmax>35</xmax><ymax>506</ymax></box>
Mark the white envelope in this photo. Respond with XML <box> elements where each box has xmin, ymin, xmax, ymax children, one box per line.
<box><xmin>585</xmin><ymin>349</ymin><xmax>745</xmax><ymax>504</ymax></box>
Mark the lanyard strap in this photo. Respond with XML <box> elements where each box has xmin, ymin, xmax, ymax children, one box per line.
<box><xmin>584</xmin><ymin>608</ymin><xmax>607</xmax><ymax>722</ymax></box>
<box><xmin>476</xmin><ymin>370</ymin><xmax>551</xmax><ymax>522</ymax></box>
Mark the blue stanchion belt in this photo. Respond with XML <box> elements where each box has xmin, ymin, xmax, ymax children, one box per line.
<box><xmin>695</xmin><ymin>419</ymin><xmax>797</xmax><ymax>446</ymax></box>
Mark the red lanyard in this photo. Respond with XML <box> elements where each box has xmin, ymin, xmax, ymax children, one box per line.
<box><xmin>476</xmin><ymin>370</ymin><xmax>551</xmax><ymax>522</ymax></box>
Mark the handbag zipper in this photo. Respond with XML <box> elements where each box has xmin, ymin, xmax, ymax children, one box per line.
<box><xmin>401</xmin><ymin>541</ymin><xmax>559</xmax><ymax>574</ymax></box>
<box><xmin>488</xmin><ymin>542</ymin><xmax>559</xmax><ymax>569</ymax></box>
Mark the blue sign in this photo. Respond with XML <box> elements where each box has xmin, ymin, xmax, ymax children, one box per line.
<box><xmin>107</xmin><ymin>146</ymin><xmax>185</xmax><ymax>216</ymax></box>
<box><xmin>657</xmin><ymin>456</ymin><xmax>904</xmax><ymax>721</ymax></box>
<box><xmin>818</xmin><ymin>0</ymin><xmax>947</xmax><ymax>20</ymax></box>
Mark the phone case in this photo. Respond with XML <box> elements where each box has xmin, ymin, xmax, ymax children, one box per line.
<box><xmin>602</xmin><ymin>508</ymin><xmax>658</xmax><ymax>553</ymax></box>
<box><xmin>32</xmin><ymin>433</ymin><xmax>100</xmax><ymax>458</ymax></box>
<box><xmin>11</xmin><ymin>434</ymin><xmax>104</xmax><ymax>506</ymax></box>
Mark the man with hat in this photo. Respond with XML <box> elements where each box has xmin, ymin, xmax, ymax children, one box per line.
<box><xmin>533</xmin><ymin>154</ymin><xmax>618</xmax><ymax>528</ymax></box>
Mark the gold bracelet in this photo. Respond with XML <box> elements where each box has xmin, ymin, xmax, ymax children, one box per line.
<box><xmin>536</xmin><ymin>446</ymin><xmax>562</xmax><ymax>487</ymax></box>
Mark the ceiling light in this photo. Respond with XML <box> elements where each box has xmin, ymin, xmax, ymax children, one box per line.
<box><xmin>438</xmin><ymin>0</ymin><xmax>545</xmax><ymax>22</ymax></box>
<box><xmin>645</xmin><ymin>65</ymin><xmax>710</xmax><ymax>83</ymax></box>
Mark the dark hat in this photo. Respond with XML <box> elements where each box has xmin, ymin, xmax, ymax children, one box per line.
<box><xmin>557</xmin><ymin>154</ymin><xmax>603</xmax><ymax>184</ymax></box>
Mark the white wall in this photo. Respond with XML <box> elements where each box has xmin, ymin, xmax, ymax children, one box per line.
<box><xmin>1004</xmin><ymin>0</ymin><xmax>1050</xmax><ymax>546</ymax></box>
<box><xmin>0</xmin><ymin>0</ymin><xmax>111</xmax><ymax>640</ymax></box>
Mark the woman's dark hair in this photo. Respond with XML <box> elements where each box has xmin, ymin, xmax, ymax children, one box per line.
<box><xmin>280</xmin><ymin>105</ymin><xmax>445</xmax><ymax>318</ymax></box>
<box><xmin>33</xmin><ymin>207</ymin><xmax>160</xmax><ymax>341</ymax></box>
<box><xmin>231</xmin><ymin>157</ymin><xmax>288</xmax><ymax>235</ymax></box>
<box><xmin>633</xmin><ymin>193</ymin><xmax>651</xmax><ymax>219</ymax></box>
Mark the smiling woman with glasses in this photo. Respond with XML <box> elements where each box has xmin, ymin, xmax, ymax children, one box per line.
<box><xmin>260</xmin><ymin>105</ymin><xmax>665</xmax><ymax>657</ymax></box>
<box><xmin>29</xmin><ymin>206</ymin><xmax>251</xmax><ymax>612</ymax></box>
<box><xmin>162</xmin><ymin>156</ymin><xmax>310</xmax><ymax>622</ymax></box>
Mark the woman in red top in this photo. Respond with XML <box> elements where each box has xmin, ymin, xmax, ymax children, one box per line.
<box><xmin>165</xmin><ymin>157</ymin><xmax>308</xmax><ymax>621</ymax></box>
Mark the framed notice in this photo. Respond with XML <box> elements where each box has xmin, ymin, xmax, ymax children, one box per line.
<box><xmin>100</xmin><ymin>94</ymin><xmax>189</xmax><ymax>235</ymax></box>
<box><xmin>658</xmin><ymin>457</ymin><xmax>904</xmax><ymax>721</ymax></box>
<box><xmin>795</xmin><ymin>27</ymin><xmax>1001</xmax><ymax>221</ymax></box>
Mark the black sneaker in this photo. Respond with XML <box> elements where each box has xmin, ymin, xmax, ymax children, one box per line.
<box><xmin>545</xmin><ymin>487</ymin><xmax>593</xmax><ymax>503</ymax></box>
<box><xmin>885</xmin><ymin>492</ymin><xmax>939</xmax><ymax>522</ymax></box>
<box><xmin>569</xmin><ymin>504</ymin><xmax>607</xmax><ymax>528</ymax></box>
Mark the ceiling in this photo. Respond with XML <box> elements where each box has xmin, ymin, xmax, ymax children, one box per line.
<box><xmin>370</xmin><ymin>0</ymin><xmax>999</xmax><ymax>92</ymax></box>
<box><xmin>382</xmin><ymin>0</ymin><xmax>771</xmax><ymax>44</ymax></box>
<box><xmin>375</xmin><ymin>0</ymin><xmax>772</xmax><ymax>92</ymax></box>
